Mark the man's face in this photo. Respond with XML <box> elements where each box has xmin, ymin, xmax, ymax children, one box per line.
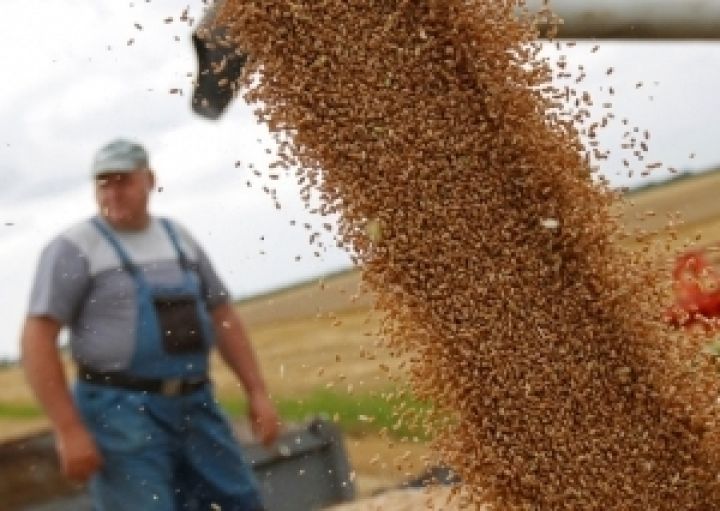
<box><xmin>94</xmin><ymin>169</ymin><xmax>154</xmax><ymax>230</ymax></box>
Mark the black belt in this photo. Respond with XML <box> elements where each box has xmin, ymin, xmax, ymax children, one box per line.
<box><xmin>78</xmin><ymin>366</ymin><xmax>209</xmax><ymax>397</ymax></box>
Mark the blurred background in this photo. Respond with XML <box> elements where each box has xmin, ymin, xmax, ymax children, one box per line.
<box><xmin>1</xmin><ymin>1</ymin><xmax>719</xmax><ymax>509</ymax></box>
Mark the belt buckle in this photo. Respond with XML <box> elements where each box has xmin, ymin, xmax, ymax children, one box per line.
<box><xmin>160</xmin><ymin>378</ymin><xmax>184</xmax><ymax>396</ymax></box>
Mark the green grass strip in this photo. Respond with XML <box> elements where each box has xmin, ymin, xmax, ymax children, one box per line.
<box><xmin>0</xmin><ymin>388</ymin><xmax>432</xmax><ymax>440</ymax></box>
<box><xmin>219</xmin><ymin>387</ymin><xmax>431</xmax><ymax>439</ymax></box>
<box><xmin>0</xmin><ymin>402</ymin><xmax>43</xmax><ymax>419</ymax></box>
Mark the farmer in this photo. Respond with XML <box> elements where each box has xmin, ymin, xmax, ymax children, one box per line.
<box><xmin>20</xmin><ymin>139</ymin><xmax>279</xmax><ymax>511</ymax></box>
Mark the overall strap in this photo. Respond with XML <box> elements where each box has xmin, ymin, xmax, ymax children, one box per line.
<box><xmin>91</xmin><ymin>217</ymin><xmax>140</xmax><ymax>277</ymax></box>
<box><xmin>159</xmin><ymin>218</ymin><xmax>209</xmax><ymax>300</ymax></box>
<box><xmin>158</xmin><ymin>218</ymin><xmax>191</xmax><ymax>270</ymax></box>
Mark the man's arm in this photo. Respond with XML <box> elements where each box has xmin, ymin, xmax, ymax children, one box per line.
<box><xmin>212</xmin><ymin>302</ymin><xmax>280</xmax><ymax>445</ymax></box>
<box><xmin>21</xmin><ymin>316</ymin><xmax>102</xmax><ymax>481</ymax></box>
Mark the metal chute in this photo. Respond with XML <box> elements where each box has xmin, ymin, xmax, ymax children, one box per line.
<box><xmin>191</xmin><ymin>1</ymin><xmax>247</xmax><ymax>120</ymax></box>
<box><xmin>526</xmin><ymin>0</ymin><xmax>720</xmax><ymax>39</ymax></box>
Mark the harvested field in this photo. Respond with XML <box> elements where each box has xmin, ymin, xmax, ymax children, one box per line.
<box><xmin>235</xmin><ymin>269</ymin><xmax>368</xmax><ymax>329</ymax></box>
<box><xmin>622</xmin><ymin>169</ymin><xmax>720</xmax><ymax>236</ymax></box>
<box><xmin>619</xmin><ymin>169</ymin><xmax>720</xmax><ymax>252</ymax></box>
<box><xmin>212</xmin><ymin>307</ymin><xmax>397</xmax><ymax>399</ymax></box>
<box><xmin>0</xmin><ymin>418</ymin><xmax>50</xmax><ymax>443</ymax></box>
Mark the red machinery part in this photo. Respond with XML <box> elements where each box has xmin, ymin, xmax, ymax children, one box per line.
<box><xmin>666</xmin><ymin>248</ymin><xmax>720</xmax><ymax>327</ymax></box>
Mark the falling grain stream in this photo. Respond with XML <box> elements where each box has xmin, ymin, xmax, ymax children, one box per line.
<box><xmin>204</xmin><ymin>1</ymin><xmax>720</xmax><ymax>508</ymax></box>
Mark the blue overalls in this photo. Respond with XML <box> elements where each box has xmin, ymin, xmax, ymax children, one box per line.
<box><xmin>73</xmin><ymin>217</ymin><xmax>263</xmax><ymax>511</ymax></box>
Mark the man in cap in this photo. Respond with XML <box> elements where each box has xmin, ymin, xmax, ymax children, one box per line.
<box><xmin>21</xmin><ymin>139</ymin><xmax>279</xmax><ymax>511</ymax></box>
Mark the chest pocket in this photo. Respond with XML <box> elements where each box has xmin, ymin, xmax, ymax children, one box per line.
<box><xmin>154</xmin><ymin>294</ymin><xmax>205</xmax><ymax>354</ymax></box>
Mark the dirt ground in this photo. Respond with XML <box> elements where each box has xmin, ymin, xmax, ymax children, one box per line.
<box><xmin>328</xmin><ymin>487</ymin><xmax>462</xmax><ymax>511</ymax></box>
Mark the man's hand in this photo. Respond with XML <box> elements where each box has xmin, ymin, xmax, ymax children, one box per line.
<box><xmin>248</xmin><ymin>392</ymin><xmax>281</xmax><ymax>446</ymax></box>
<box><xmin>212</xmin><ymin>303</ymin><xmax>281</xmax><ymax>446</ymax></box>
<box><xmin>55</xmin><ymin>422</ymin><xmax>103</xmax><ymax>482</ymax></box>
<box><xmin>21</xmin><ymin>316</ymin><xmax>102</xmax><ymax>482</ymax></box>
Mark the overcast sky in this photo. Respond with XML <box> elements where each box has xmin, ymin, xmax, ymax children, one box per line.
<box><xmin>1</xmin><ymin>1</ymin><xmax>719</xmax><ymax>359</ymax></box>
